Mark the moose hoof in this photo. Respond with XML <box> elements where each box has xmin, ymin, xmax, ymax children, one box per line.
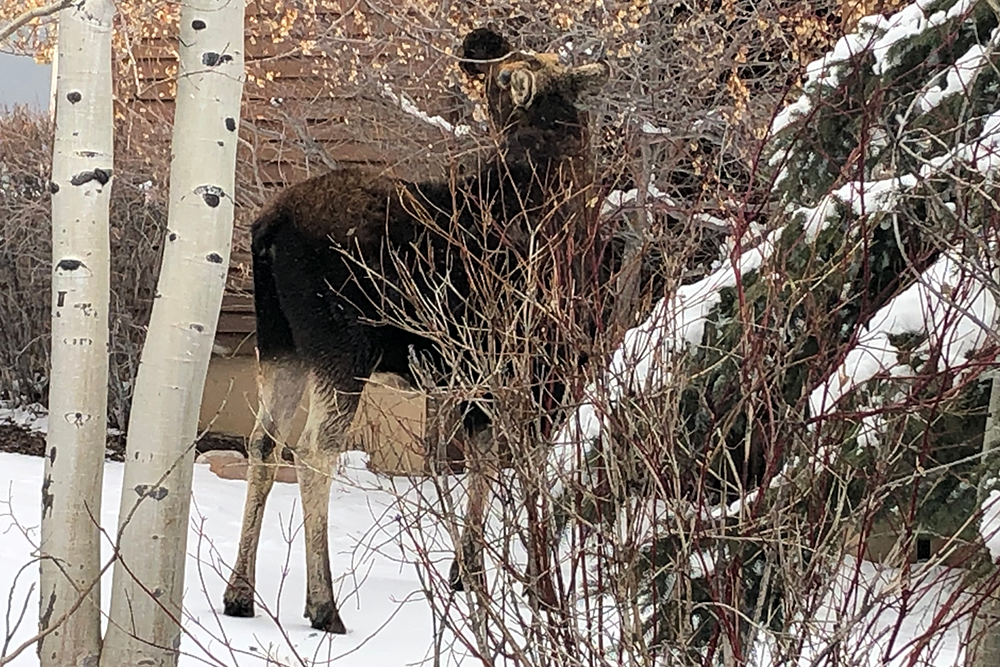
<box><xmin>308</xmin><ymin>601</ymin><xmax>347</xmax><ymax>635</ymax></box>
<box><xmin>449</xmin><ymin>552</ymin><xmax>486</xmax><ymax>593</ymax></box>
<box><xmin>222</xmin><ymin>589</ymin><xmax>255</xmax><ymax>618</ymax></box>
<box><xmin>449</xmin><ymin>559</ymin><xmax>464</xmax><ymax>592</ymax></box>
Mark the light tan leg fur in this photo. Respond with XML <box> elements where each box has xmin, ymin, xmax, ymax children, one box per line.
<box><xmin>223</xmin><ymin>359</ymin><xmax>306</xmax><ymax>619</ymax></box>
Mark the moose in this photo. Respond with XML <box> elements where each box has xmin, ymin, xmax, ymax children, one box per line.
<box><xmin>222</xmin><ymin>27</ymin><xmax>611</xmax><ymax>634</ymax></box>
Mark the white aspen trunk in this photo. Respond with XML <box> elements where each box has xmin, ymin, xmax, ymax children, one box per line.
<box><xmin>38</xmin><ymin>1</ymin><xmax>114</xmax><ymax>665</ymax></box>
<box><xmin>48</xmin><ymin>37</ymin><xmax>59</xmax><ymax>122</ymax></box>
<box><xmin>99</xmin><ymin>1</ymin><xmax>244</xmax><ymax>663</ymax></box>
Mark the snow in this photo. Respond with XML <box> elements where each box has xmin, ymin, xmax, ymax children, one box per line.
<box><xmin>927</xmin><ymin>109</ymin><xmax>1000</xmax><ymax>177</ymax></box>
<box><xmin>770</xmin><ymin>25</ymin><xmax>884</xmax><ymax>134</ymax></box>
<box><xmin>0</xmin><ymin>450</ymin><xmax>973</xmax><ymax>666</ymax></box>
<box><xmin>548</xmin><ymin>230</ymin><xmax>775</xmax><ymax>487</ymax></box>
<box><xmin>809</xmin><ymin>252</ymin><xmax>997</xmax><ymax>418</ymax></box>
<box><xmin>601</xmin><ymin>178</ymin><xmax>676</xmax><ymax>217</ymax></box>
<box><xmin>915</xmin><ymin>36</ymin><xmax>996</xmax><ymax>113</ymax></box>
<box><xmin>833</xmin><ymin>175</ymin><xmax>918</xmax><ymax>216</ymax></box>
<box><xmin>0</xmin><ymin>403</ymin><xmax>48</xmax><ymax>434</ymax></box>
<box><xmin>870</xmin><ymin>1</ymin><xmax>931</xmax><ymax>75</ymax></box>
<box><xmin>0</xmin><ymin>450</ymin><xmax>484</xmax><ymax>666</ymax></box>
<box><xmin>379</xmin><ymin>83</ymin><xmax>472</xmax><ymax>137</ymax></box>
<box><xmin>640</xmin><ymin>120</ymin><xmax>671</xmax><ymax>135</ymax></box>
<box><xmin>770</xmin><ymin>0</ymin><xmax>984</xmax><ymax>137</ymax></box>
<box><xmin>759</xmin><ymin>557</ymin><xmax>969</xmax><ymax>667</ymax></box>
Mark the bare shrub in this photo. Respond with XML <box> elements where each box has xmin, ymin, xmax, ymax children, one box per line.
<box><xmin>0</xmin><ymin>107</ymin><xmax>167</xmax><ymax>433</ymax></box>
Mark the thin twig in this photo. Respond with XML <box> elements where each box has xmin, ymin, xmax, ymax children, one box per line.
<box><xmin>0</xmin><ymin>0</ymin><xmax>72</xmax><ymax>44</ymax></box>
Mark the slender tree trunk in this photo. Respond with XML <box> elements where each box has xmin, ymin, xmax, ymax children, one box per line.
<box><xmin>99</xmin><ymin>1</ymin><xmax>244</xmax><ymax>664</ymax></box>
<box><xmin>38</xmin><ymin>1</ymin><xmax>114</xmax><ymax>664</ymax></box>
<box><xmin>966</xmin><ymin>369</ymin><xmax>1000</xmax><ymax>667</ymax></box>
<box><xmin>613</xmin><ymin>136</ymin><xmax>651</xmax><ymax>331</ymax></box>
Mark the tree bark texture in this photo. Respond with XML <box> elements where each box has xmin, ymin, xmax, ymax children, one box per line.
<box><xmin>38</xmin><ymin>1</ymin><xmax>114</xmax><ymax>665</ymax></box>
<box><xmin>99</xmin><ymin>1</ymin><xmax>245</xmax><ymax>664</ymax></box>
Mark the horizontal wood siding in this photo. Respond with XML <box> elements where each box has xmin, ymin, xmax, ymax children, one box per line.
<box><xmin>118</xmin><ymin>1</ymin><xmax>471</xmax><ymax>343</ymax></box>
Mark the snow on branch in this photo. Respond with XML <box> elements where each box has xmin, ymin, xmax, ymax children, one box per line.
<box><xmin>546</xmin><ymin>230</ymin><xmax>776</xmax><ymax>494</ymax></box>
<box><xmin>379</xmin><ymin>83</ymin><xmax>472</xmax><ymax>137</ymax></box>
<box><xmin>549</xmin><ymin>0</ymin><xmax>1000</xmax><ymax>513</ymax></box>
<box><xmin>808</xmin><ymin>251</ymin><xmax>997</xmax><ymax>419</ymax></box>
<box><xmin>600</xmin><ymin>179</ymin><xmax>676</xmax><ymax>217</ymax></box>
<box><xmin>770</xmin><ymin>0</ymin><xmax>982</xmax><ymax>135</ymax></box>
<box><xmin>915</xmin><ymin>27</ymin><xmax>1000</xmax><ymax>113</ymax></box>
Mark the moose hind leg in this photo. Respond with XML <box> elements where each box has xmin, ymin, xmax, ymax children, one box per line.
<box><xmin>224</xmin><ymin>359</ymin><xmax>306</xmax><ymax>618</ymax></box>
<box><xmin>450</xmin><ymin>425</ymin><xmax>496</xmax><ymax>593</ymax></box>
<box><xmin>295</xmin><ymin>372</ymin><xmax>362</xmax><ymax>634</ymax></box>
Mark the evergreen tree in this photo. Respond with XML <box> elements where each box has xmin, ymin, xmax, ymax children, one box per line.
<box><xmin>550</xmin><ymin>0</ymin><xmax>1000</xmax><ymax>661</ymax></box>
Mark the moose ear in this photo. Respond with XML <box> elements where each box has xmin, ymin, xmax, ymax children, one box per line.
<box><xmin>460</xmin><ymin>28</ymin><xmax>512</xmax><ymax>77</ymax></box>
<box><xmin>568</xmin><ymin>62</ymin><xmax>611</xmax><ymax>97</ymax></box>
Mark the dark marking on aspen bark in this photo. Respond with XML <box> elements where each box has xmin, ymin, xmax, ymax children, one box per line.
<box><xmin>202</xmin><ymin>52</ymin><xmax>233</xmax><ymax>67</ymax></box>
<box><xmin>134</xmin><ymin>484</ymin><xmax>168</xmax><ymax>501</ymax></box>
<box><xmin>206</xmin><ymin>253</ymin><xmax>223</xmax><ymax>264</ymax></box>
<box><xmin>48</xmin><ymin>181</ymin><xmax>59</xmax><ymax>194</ymax></box>
<box><xmin>225</xmin><ymin>117</ymin><xmax>236</xmax><ymax>132</ymax></box>
<box><xmin>191</xmin><ymin>19</ymin><xmax>206</xmax><ymax>29</ymax></box>
<box><xmin>57</xmin><ymin>292</ymin><xmax>66</xmax><ymax>307</ymax></box>
<box><xmin>41</xmin><ymin>475</ymin><xmax>53</xmax><ymax>517</ymax></box>
<box><xmin>79</xmin><ymin>150</ymin><xmax>97</xmax><ymax>158</ymax></box>
<box><xmin>57</xmin><ymin>259</ymin><xmax>83</xmax><ymax>271</ymax></box>
<box><xmin>217</xmin><ymin>140</ymin><xmax>224</xmax><ymax>147</ymax></box>
<box><xmin>70</xmin><ymin>168</ymin><xmax>111</xmax><ymax>186</ymax></box>
<box><xmin>39</xmin><ymin>590</ymin><xmax>56</xmax><ymax>630</ymax></box>
<box><xmin>66</xmin><ymin>91</ymin><xmax>82</xmax><ymax>104</ymax></box>
<box><xmin>190</xmin><ymin>323</ymin><xmax>205</xmax><ymax>332</ymax></box>
<box><xmin>195</xmin><ymin>184</ymin><xmax>224</xmax><ymax>208</ymax></box>
<box><xmin>169</xmin><ymin>232</ymin><xmax>177</xmax><ymax>242</ymax></box>
<box><xmin>49</xmin><ymin>447</ymin><xmax>56</xmax><ymax>464</ymax></box>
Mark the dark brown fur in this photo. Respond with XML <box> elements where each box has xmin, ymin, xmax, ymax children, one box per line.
<box><xmin>223</xmin><ymin>28</ymin><xmax>609</xmax><ymax>633</ymax></box>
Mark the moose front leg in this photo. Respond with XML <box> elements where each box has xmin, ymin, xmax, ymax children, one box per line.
<box><xmin>450</xmin><ymin>449</ymin><xmax>494</xmax><ymax>593</ymax></box>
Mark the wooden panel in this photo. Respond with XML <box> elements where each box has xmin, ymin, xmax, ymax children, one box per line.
<box><xmin>133</xmin><ymin>80</ymin><xmax>177</xmax><ymax>101</ymax></box>
<box><xmin>247</xmin><ymin>57</ymin><xmax>339</xmax><ymax>79</ymax></box>
<box><xmin>246</xmin><ymin>0</ymin><xmax>347</xmax><ymax>17</ymax></box>
<box><xmin>128</xmin><ymin>79</ymin><xmax>344</xmax><ymax>103</ymax></box>
<box><xmin>240</xmin><ymin>139</ymin><xmax>387</xmax><ymax>164</ymax></box>
<box><xmin>126</xmin><ymin>41</ymin><xmax>178</xmax><ymax>61</ymax></box>
<box><xmin>217</xmin><ymin>310</ymin><xmax>256</xmax><ymax>335</ymax></box>
<box><xmin>250</xmin><ymin>158</ymin><xmax>382</xmax><ymax>185</ymax></box>
<box><xmin>129</xmin><ymin>37</ymin><xmax>310</xmax><ymax>61</ymax></box>
<box><xmin>221</xmin><ymin>292</ymin><xmax>254</xmax><ymax>312</ymax></box>
<box><xmin>132</xmin><ymin>56</ymin><xmax>339</xmax><ymax>82</ymax></box>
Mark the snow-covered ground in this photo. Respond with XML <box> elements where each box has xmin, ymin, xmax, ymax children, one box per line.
<box><xmin>0</xmin><ymin>444</ymin><xmax>975</xmax><ymax>667</ymax></box>
<box><xmin>0</xmin><ymin>449</ymin><xmax>476</xmax><ymax>666</ymax></box>
<box><xmin>0</xmin><ymin>402</ymin><xmax>978</xmax><ymax>666</ymax></box>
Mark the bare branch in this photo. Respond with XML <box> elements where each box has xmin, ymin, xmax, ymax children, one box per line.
<box><xmin>0</xmin><ymin>0</ymin><xmax>72</xmax><ymax>44</ymax></box>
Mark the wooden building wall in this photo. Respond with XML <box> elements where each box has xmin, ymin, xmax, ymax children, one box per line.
<box><xmin>113</xmin><ymin>0</ymin><xmax>481</xmax><ymax>352</ymax></box>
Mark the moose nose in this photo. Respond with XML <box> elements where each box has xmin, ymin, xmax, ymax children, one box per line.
<box><xmin>497</xmin><ymin>69</ymin><xmax>512</xmax><ymax>88</ymax></box>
